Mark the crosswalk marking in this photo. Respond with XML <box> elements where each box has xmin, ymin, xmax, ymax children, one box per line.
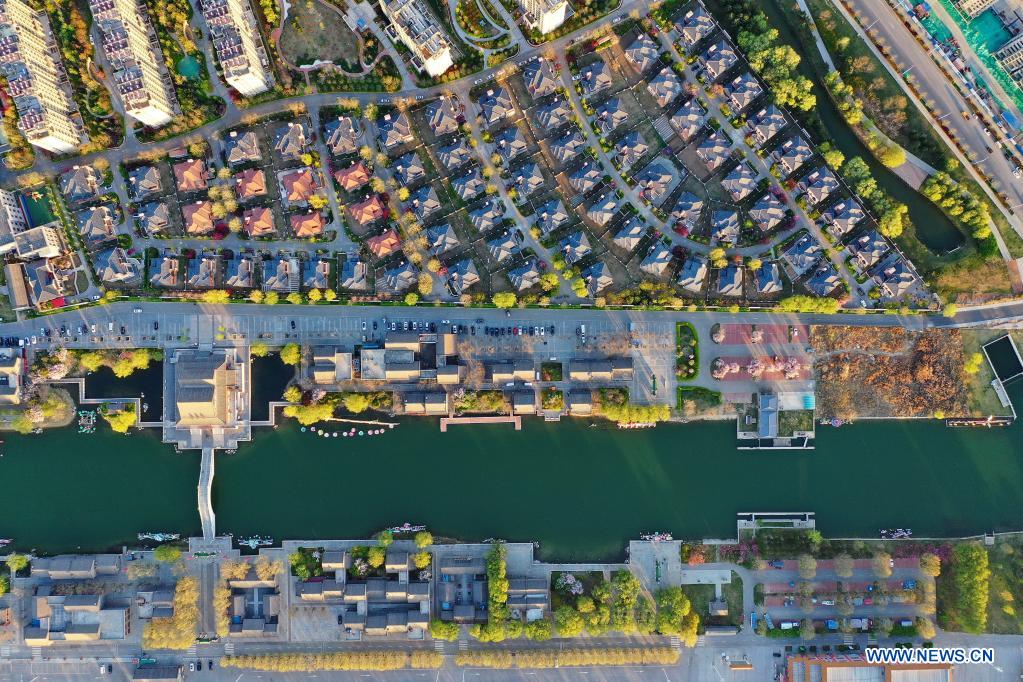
<box><xmin>458</xmin><ymin>639</ymin><xmax>468</xmax><ymax>651</ymax></box>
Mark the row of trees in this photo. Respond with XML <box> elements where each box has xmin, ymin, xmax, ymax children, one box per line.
<box><xmin>839</xmin><ymin>156</ymin><xmax>909</xmax><ymax>239</ymax></box>
<box><xmin>74</xmin><ymin>348</ymin><xmax>162</xmax><ymax>379</ymax></box>
<box><xmin>597</xmin><ymin>388</ymin><xmax>671</xmax><ymax>424</ymax></box>
<box><xmin>221</xmin><ymin>652</ymin><xmax>442</xmax><ymax>671</ymax></box>
<box><xmin>142</xmin><ymin>576</ymin><xmax>199</xmax><ymax>649</ymax></box>
<box><xmin>454</xmin><ymin>647</ymin><xmax>680</xmax><ymax>668</ymax></box>
<box><xmin>948</xmin><ymin>543</ymin><xmax>990</xmax><ymax>633</ymax></box>
<box><xmin>920</xmin><ymin>172</ymin><xmax>992</xmax><ymax>240</ymax></box>
<box><xmin>724</xmin><ymin>0</ymin><xmax>816</xmax><ymax>112</ymax></box>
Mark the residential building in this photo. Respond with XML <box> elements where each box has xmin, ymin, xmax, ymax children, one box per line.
<box><xmin>478</xmin><ymin>86</ymin><xmax>513</xmax><ymax>126</ymax></box>
<box><xmin>24</xmin><ymin>588</ymin><xmax>128</xmax><ymax>645</ymax></box>
<box><xmin>425</xmin><ymin>97</ymin><xmax>459</xmax><ymax>136</ymax></box>
<box><xmin>624</xmin><ymin>32</ymin><xmax>658</xmax><ymax>74</ymax></box>
<box><xmin>613</xmin><ymin>216</ymin><xmax>645</xmax><ymax>253</ymax></box>
<box><xmin>711</xmin><ymin>210</ymin><xmax>739</xmax><ymax>244</ymax></box>
<box><xmin>90</xmin><ymin>0</ymin><xmax>178</xmax><ymax>127</ymax></box>
<box><xmin>957</xmin><ymin>0</ymin><xmax>997</xmax><ymax>18</ymax></box>
<box><xmin>380</xmin><ymin>0</ymin><xmax>453</xmax><ymax>77</ymax></box>
<box><xmin>717</xmin><ymin>264</ymin><xmax>743</xmax><ymax>297</ymax></box>
<box><xmin>755</xmin><ymin>262</ymin><xmax>782</xmax><ymax>295</ymax></box>
<box><xmin>508</xmin><ymin>258</ymin><xmax>540</xmax><ymax>290</ymax></box>
<box><xmin>127</xmin><ymin>165</ymin><xmax>161</xmax><ymax>200</ymax></box>
<box><xmin>676</xmin><ymin>2</ymin><xmax>715</xmax><ymax>49</ymax></box>
<box><xmin>523</xmin><ymin>58</ymin><xmax>558</xmax><ymax>98</ymax></box>
<box><xmin>243</xmin><ymin>206</ymin><xmax>275</xmax><ymax>237</ymax></box>
<box><xmin>303</xmin><ymin>257</ymin><xmax>330</xmax><ymax>289</ymax></box>
<box><xmin>60</xmin><ymin>166</ymin><xmax>102</xmax><ymax>204</ymax></box>
<box><xmin>312</xmin><ymin>346</ymin><xmax>352</xmax><ymax>384</ymax></box>
<box><xmin>199</xmin><ymin>0</ymin><xmax>274</xmax><ymax>96</ymax></box>
<box><xmin>76</xmin><ymin>205</ymin><xmax>116</xmax><ymax>249</ymax></box>
<box><xmin>14</xmin><ymin>225</ymin><xmax>62</xmax><ymax>259</ymax></box>
<box><xmin>640</xmin><ymin>242</ymin><xmax>672</xmax><ymax>278</ymax></box>
<box><xmin>0</xmin><ymin>0</ymin><xmax>87</xmax><ymax>153</ymax></box>
<box><xmin>647</xmin><ymin>68</ymin><xmax>684</xmax><ymax>109</ymax></box>
<box><xmin>273</xmin><ymin>121</ymin><xmax>307</xmax><ymax>161</ymax></box>
<box><xmin>225</xmin><ymin>255</ymin><xmax>256</xmax><ymax>288</ymax></box>
<box><xmin>0</xmin><ymin>352</ymin><xmax>22</xmax><ymax>404</ymax></box>
<box><xmin>377</xmin><ymin>111</ymin><xmax>413</xmax><ymax>149</ymax></box>
<box><xmin>97</xmin><ymin>246</ymin><xmax>142</xmax><ymax>285</ymax></box>
<box><xmin>518</xmin><ymin>0</ymin><xmax>569</xmax><ymax>35</ymax></box>
<box><xmin>846</xmin><ymin>228</ymin><xmax>888</xmax><ymax>269</ymax></box>
<box><xmin>677</xmin><ymin>254</ymin><xmax>707</xmax><ymax>294</ymax></box>
<box><xmin>324</xmin><ymin>116</ymin><xmax>359</xmax><ymax>156</ymax></box>
<box><xmin>340</xmin><ymin>257</ymin><xmax>369</xmax><ymax>290</ymax></box>
<box><xmin>262</xmin><ymin>256</ymin><xmax>300</xmax><ymax>292</ymax></box>
<box><xmin>223</xmin><ymin>130</ymin><xmax>262</xmax><ymax>166</ymax></box>
<box><xmin>578</xmin><ymin>59</ymin><xmax>611</xmax><ymax>98</ymax></box>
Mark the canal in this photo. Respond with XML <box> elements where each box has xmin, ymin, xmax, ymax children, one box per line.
<box><xmin>720</xmin><ymin>0</ymin><xmax>967</xmax><ymax>255</ymax></box>
<box><xmin>4</xmin><ymin>383</ymin><xmax>1023</xmax><ymax>559</ymax></box>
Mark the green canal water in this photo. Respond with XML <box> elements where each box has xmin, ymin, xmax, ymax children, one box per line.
<box><xmin>5</xmin><ymin>383</ymin><xmax>1023</xmax><ymax>559</ymax></box>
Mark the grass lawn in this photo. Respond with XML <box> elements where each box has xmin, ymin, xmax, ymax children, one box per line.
<box><xmin>280</xmin><ymin>0</ymin><xmax>362</xmax><ymax>69</ymax></box>
<box><xmin>540</xmin><ymin>361</ymin><xmax>563</xmax><ymax>381</ymax></box>
<box><xmin>987</xmin><ymin>543</ymin><xmax>1023</xmax><ymax>634</ymax></box>
<box><xmin>682</xmin><ymin>572</ymin><xmax>744</xmax><ymax>629</ymax></box>
<box><xmin>960</xmin><ymin>329</ymin><xmax>1011</xmax><ymax>417</ymax></box>
<box><xmin>778</xmin><ymin>409</ymin><xmax>814</xmax><ymax>437</ymax></box>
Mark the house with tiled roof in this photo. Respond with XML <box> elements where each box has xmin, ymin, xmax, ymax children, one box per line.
<box><xmin>568</xmin><ymin>160</ymin><xmax>603</xmax><ymax>193</ymax></box>
<box><xmin>806</xmin><ymin>262</ymin><xmax>841</xmax><ymax>296</ymax></box>
<box><xmin>640</xmin><ymin>242</ymin><xmax>672</xmax><ymax>278</ymax></box>
<box><xmin>535</xmin><ymin>98</ymin><xmax>573</xmax><ymax>129</ymax></box>
<box><xmin>782</xmin><ymin>233</ymin><xmax>822</xmax><ymax>276</ymax></box>
<box><xmin>585</xmin><ymin>193</ymin><xmax>620</xmax><ymax>227</ymax></box>
<box><xmin>717</xmin><ymin>264</ymin><xmax>743</xmax><ymax>297</ymax></box>
<box><xmin>136</xmin><ymin>201</ymin><xmax>170</xmax><ymax>234</ymax></box>
<box><xmin>669</xmin><ymin>99</ymin><xmax>706</xmax><ymax>142</ymax></box>
<box><xmin>508</xmin><ymin>258</ymin><xmax>541</xmax><ymax>290</ymax></box>
<box><xmin>290</xmin><ymin>211</ymin><xmax>326</xmax><ymax>238</ymax></box>
<box><xmin>76</xmin><ymin>204</ymin><xmax>116</xmax><ymax>249</ymax></box>
<box><xmin>377</xmin><ymin>261</ymin><xmax>417</xmax><ymax>293</ymax></box>
<box><xmin>647</xmin><ymin>68</ymin><xmax>684</xmax><ymax>109</ymax></box>
<box><xmin>755</xmin><ymin>261</ymin><xmax>783</xmax><ymax>294</ymax></box>
<box><xmin>377</xmin><ymin>112</ymin><xmax>413</xmax><ymax>149</ymax></box>
<box><xmin>872</xmin><ymin>255</ymin><xmax>920</xmax><ymax>299</ymax></box>
<box><xmin>263</xmin><ymin>256</ymin><xmax>301</xmax><ymax>293</ymax></box>
<box><xmin>487</xmin><ymin>233</ymin><xmax>519</xmax><ymax>262</ymax></box>
<box><xmin>409</xmin><ymin>185</ymin><xmax>441</xmax><ymax>220</ymax></box>
<box><xmin>803</xmin><ymin>168</ymin><xmax>839</xmax><ymax>206</ymax></box>
<box><xmin>559</xmin><ymin>230</ymin><xmax>591</xmax><ymax>264</ymax></box>
<box><xmin>173</xmin><ymin>158</ymin><xmax>208</xmax><ymax>193</ymax></box>
<box><xmin>224</xmin><ymin>130</ymin><xmax>262</xmax><ymax>166</ymax></box>
<box><xmin>821</xmin><ymin>199</ymin><xmax>865</xmax><ymax>239</ymax></box>
<box><xmin>60</xmin><ymin>165</ymin><xmax>102</xmax><ymax>203</ymax></box>
<box><xmin>711</xmin><ymin>210</ymin><xmax>739</xmax><ymax>244</ymax></box>
<box><xmin>535</xmin><ymin>198</ymin><xmax>570</xmax><ymax>235</ymax></box>
<box><xmin>150</xmin><ymin>256</ymin><xmax>180</xmax><ymax>287</ymax></box>
<box><xmin>447</xmin><ymin>258</ymin><xmax>479</xmax><ymax>295</ymax></box>
<box><xmin>478</xmin><ymin>87</ymin><xmax>513</xmax><ymax>126</ymax></box>
<box><xmin>492</xmin><ymin>125</ymin><xmax>527</xmax><ymax>164</ymax></box>
<box><xmin>721</xmin><ymin>164</ymin><xmax>757</xmax><ymax>202</ymax></box>
<box><xmin>613</xmin><ymin>216</ymin><xmax>646</xmax><ymax>253</ymax></box>
<box><xmin>700</xmin><ymin>40</ymin><xmax>737</xmax><ymax>81</ymax></box>
<box><xmin>426</xmin><ymin>97</ymin><xmax>460</xmax><ymax>136</ymax></box>
<box><xmin>549</xmin><ymin>129</ymin><xmax>587</xmax><ymax>164</ymax></box>
<box><xmin>625</xmin><ymin>32</ymin><xmax>659</xmax><ymax>74</ymax></box>
<box><xmin>846</xmin><ymin>228</ymin><xmax>888</xmax><ymax>269</ymax></box>
<box><xmin>579</xmin><ymin>59</ymin><xmax>612</xmax><ymax>98</ymax></box>
<box><xmin>615</xmin><ymin>131</ymin><xmax>649</xmax><ymax>171</ymax></box>
<box><xmin>340</xmin><ymin>257</ymin><xmax>369</xmax><ymax>290</ymax></box>
<box><xmin>324</xmin><ymin>116</ymin><xmax>359</xmax><ymax>156</ymax></box>
<box><xmin>393</xmin><ymin>151</ymin><xmax>426</xmax><ymax>186</ymax></box>
<box><xmin>636</xmin><ymin>161</ymin><xmax>673</xmax><ymax>205</ymax></box>
<box><xmin>672</xmin><ymin>192</ymin><xmax>703</xmax><ymax>228</ymax></box>
<box><xmin>188</xmin><ymin>257</ymin><xmax>219</xmax><ymax>288</ymax></box>
<box><xmin>437</xmin><ymin>138</ymin><xmax>473</xmax><ymax>170</ymax></box>
<box><xmin>513</xmin><ymin>162</ymin><xmax>545</xmax><ymax>198</ymax></box>
<box><xmin>748</xmin><ymin>105</ymin><xmax>786</xmax><ymax>146</ymax></box>
<box><xmin>725</xmin><ymin>72</ymin><xmax>763</xmax><ymax>113</ymax></box>
<box><xmin>273</xmin><ymin>122</ymin><xmax>307</xmax><ymax>162</ymax></box>
<box><xmin>452</xmin><ymin>167</ymin><xmax>486</xmax><ymax>201</ymax></box>
<box><xmin>582</xmin><ymin>260</ymin><xmax>613</xmax><ymax>295</ymax></box>
<box><xmin>696</xmin><ymin>133</ymin><xmax>731</xmax><ymax>172</ymax></box>
<box><xmin>279</xmin><ymin>168</ymin><xmax>320</xmax><ymax>207</ymax></box>
<box><xmin>367</xmin><ymin>228</ymin><xmax>401</xmax><ymax>258</ymax></box>
<box><xmin>225</xmin><ymin>256</ymin><xmax>256</xmax><ymax>289</ymax></box>
<box><xmin>470</xmin><ymin>199</ymin><xmax>504</xmax><ymax>232</ymax></box>
<box><xmin>676</xmin><ymin>2</ymin><xmax>715</xmax><ymax>49</ymax></box>
<box><xmin>333</xmin><ymin>161</ymin><xmax>372</xmax><ymax>193</ymax></box>
<box><xmin>677</xmin><ymin>254</ymin><xmax>708</xmax><ymax>293</ymax></box>
<box><xmin>524</xmin><ymin>58</ymin><xmax>559</xmax><ymax>98</ymax></box>
<box><xmin>349</xmin><ymin>195</ymin><xmax>387</xmax><ymax>227</ymax></box>
<box><xmin>128</xmin><ymin>165</ymin><xmax>161</xmax><ymax>201</ymax></box>
<box><xmin>775</xmin><ymin>136</ymin><xmax>813</xmax><ymax>176</ymax></box>
<box><xmin>235</xmin><ymin>168</ymin><xmax>267</xmax><ymax>200</ymax></box>
<box><xmin>750</xmin><ymin>193</ymin><xmax>786</xmax><ymax>232</ymax></box>
<box><xmin>182</xmin><ymin>201</ymin><xmax>214</xmax><ymax>235</ymax></box>
<box><xmin>243</xmin><ymin>206</ymin><xmax>275</xmax><ymax>237</ymax></box>
<box><xmin>594</xmin><ymin>97</ymin><xmax>629</xmax><ymax>135</ymax></box>
<box><xmin>304</xmin><ymin>258</ymin><xmax>331</xmax><ymax>289</ymax></box>
<box><xmin>97</xmin><ymin>247</ymin><xmax>142</xmax><ymax>286</ymax></box>
<box><xmin>426</xmin><ymin>223</ymin><xmax>459</xmax><ymax>254</ymax></box>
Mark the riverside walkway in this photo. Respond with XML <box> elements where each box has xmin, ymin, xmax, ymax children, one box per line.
<box><xmin>440</xmin><ymin>415</ymin><xmax>522</xmax><ymax>432</ymax></box>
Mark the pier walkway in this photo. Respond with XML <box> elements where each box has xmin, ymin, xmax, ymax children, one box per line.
<box><xmin>439</xmin><ymin>415</ymin><xmax>521</xmax><ymax>432</ymax></box>
<box><xmin>198</xmin><ymin>446</ymin><xmax>215</xmax><ymax>540</ymax></box>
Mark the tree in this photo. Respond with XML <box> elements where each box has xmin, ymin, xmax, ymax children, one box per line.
<box><xmin>430</xmin><ymin>619</ymin><xmax>459</xmax><ymax>641</ymax></box>
<box><xmin>283</xmin><ymin>386</ymin><xmax>302</xmax><ymax>403</ymax></box>
<box><xmin>525</xmin><ymin>618</ymin><xmax>552</xmax><ymax>641</ymax></box>
<box><xmin>555</xmin><ymin>606</ymin><xmax>585</xmax><ymax>637</ymax></box>
<box><xmin>251</xmin><ymin>342</ymin><xmax>268</xmax><ymax>357</ymax></box>
<box><xmin>873</xmin><ymin>552</ymin><xmax>893</xmax><ymax>578</ymax></box>
<box><xmin>798</xmin><ymin>554</ymin><xmax>817</xmax><ymax>580</ymax></box>
<box><xmin>280</xmin><ymin>343</ymin><xmax>302</xmax><ymax>366</ymax></box>
<box><xmin>414</xmin><ymin>531</ymin><xmax>433</xmax><ymax>548</ymax></box>
<box><xmin>377</xmin><ymin>529</ymin><xmax>394</xmax><ymax>547</ymax></box>
<box><xmin>265</xmin><ymin>292</ymin><xmax>279</xmax><ymax>305</ymax></box>
<box><xmin>286</xmin><ymin>292</ymin><xmax>304</xmax><ymax>305</ymax></box>
<box><xmin>367</xmin><ymin>546</ymin><xmax>386</xmax><ymax>568</ymax></box>
<box><xmin>413</xmin><ymin>551</ymin><xmax>431</xmax><ymax>569</ymax></box>
<box><xmin>492</xmin><ymin>292</ymin><xmax>517</xmax><ymax>308</ymax></box>
<box><xmin>800</xmin><ymin>619</ymin><xmax>816</xmax><ymax>640</ymax></box>
<box><xmin>655</xmin><ymin>587</ymin><xmax>699</xmax><ymax>645</ymax></box>
<box><xmin>102</xmin><ymin>406</ymin><xmax>137</xmax><ymax>433</ymax></box>
<box><xmin>201</xmin><ymin>289</ymin><xmax>230</xmax><ymax>304</ymax></box>
<box><xmin>78</xmin><ymin>351</ymin><xmax>105</xmax><ymax>372</ymax></box>
<box><xmin>874</xmin><ymin>617</ymin><xmax>893</xmax><ymax>638</ymax></box>
<box><xmin>307</xmin><ymin>288</ymin><xmax>322</xmax><ymax>303</ymax></box>
<box><xmin>539</xmin><ymin>272</ymin><xmax>559</xmax><ymax>292</ymax></box>
<box><xmin>820</xmin><ymin>143</ymin><xmax>845</xmax><ymax>170</ymax></box>
<box><xmin>153</xmin><ymin>545</ymin><xmax>181</xmax><ymax>563</ymax></box>
<box><xmin>254</xmin><ymin>556</ymin><xmax>282</xmax><ymax>582</ymax></box>
<box><xmin>417</xmin><ymin>273</ymin><xmax>433</xmax><ymax>296</ymax></box>
<box><xmin>879</xmin><ymin>145</ymin><xmax>906</xmax><ymax>168</ymax></box>
<box><xmin>916</xmin><ymin>616</ymin><xmax>936</xmax><ymax>639</ymax></box>
<box><xmin>342</xmin><ymin>393</ymin><xmax>373</xmax><ymax>414</ymax></box>
<box><xmin>404</xmin><ymin>293</ymin><xmax>420</xmax><ymax>306</ymax></box>
<box><xmin>249</xmin><ymin>290</ymin><xmax>264</xmax><ymax>304</ymax></box>
<box><xmin>942</xmin><ymin>303</ymin><xmax>958</xmax><ymax>318</ymax></box>
<box><xmin>747</xmin><ymin>257</ymin><xmax>762</xmax><ymax>271</ymax></box>
<box><xmin>325</xmin><ymin>290</ymin><xmax>337</xmax><ymax>301</ymax></box>
<box><xmin>920</xmin><ymin>552</ymin><xmax>941</xmax><ymax>578</ymax></box>
<box><xmin>834</xmin><ymin>553</ymin><xmax>854</xmax><ymax>578</ymax></box>
<box><xmin>951</xmin><ymin>543</ymin><xmax>990</xmax><ymax>633</ymax></box>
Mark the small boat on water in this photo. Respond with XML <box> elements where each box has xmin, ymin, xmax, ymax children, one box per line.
<box><xmin>138</xmin><ymin>532</ymin><xmax>181</xmax><ymax>542</ymax></box>
<box><xmin>640</xmin><ymin>532</ymin><xmax>673</xmax><ymax>542</ymax></box>
<box><xmin>879</xmin><ymin>528</ymin><xmax>913</xmax><ymax>539</ymax></box>
<box><xmin>237</xmin><ymin>535</ymin><xmax>273</xmax><ymax>549</ymax></box>
<box><xmin>0</xmin><ymin>539</ymin><xmax>12</xmax><ymax>547</ymax></box>
<box><xmin>388</xmin><ymin>523</ymin><xmax>426</xmax><ymax>534</ymax></box>
<box><xmin>618</xmin><ymin>422</ymin><xmax>656</xmax><ymax>430</ymax></box>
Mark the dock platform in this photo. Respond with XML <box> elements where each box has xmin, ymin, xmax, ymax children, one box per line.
<box><xmin>440</xmin><ymin>415</ymin><xmax>522</xmax><ymax>432</ymax></box>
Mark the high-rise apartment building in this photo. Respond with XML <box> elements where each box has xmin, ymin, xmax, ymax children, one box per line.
<box><xmin>380</xmin><ymin>0</ymin><xmax>453</xmax><ymax>78</ymax></box>
<box><xmin>199</xmin><ymin>0</ymin><xmax>274</xmax><ymax>97</ymax></box>
<box><xmin>519</xmin><ymin>0</ymin><xmax>570</xmax><ymax>35</ymax></box>
<box><xmin>89</xmin><ymin>0</ymin><xmax>179</xmax><ymax>127</ymax></box>
<box><xmin>0</xmin><ymin>0</ymin><xmax>87</xmax><ymax>154</ymax></box>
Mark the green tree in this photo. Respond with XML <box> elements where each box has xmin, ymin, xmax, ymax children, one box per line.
<box><xmin>555</xmin><ymin>606</ymin><xmax>585</xmax><ymax>637</ymax></box>
<box><xmin>430</xmin><ymin>619</ymin><xmax>459</xmax><ymax>640</ymax></box>
<box><xmin>413</xmin><ymin>551</ymin><xmax>431</xmax><ymax>569</ymax></box>
<box><xmin>920</xmin><ymin>553</ymin><xmax>941</xmax><ymax>578</ymax></box>
<box><xmin>283</xmin><ymin>386</ymin><xmax>302</xmax><ymax>403</ymax></box>
<box><xmin>77</xmin><ymin>351</ymin><xmax>105</xmax><ymax>372</ymax></box>
<box><xmin>873</xmin><ymin>552</ymin><xmax>893</xmax><ymax>578</ymax></box>
<box><xmin>404</xmin><ymin>292</ymin><xmax>420</xmax><ymax>306</ymax></box>
<box><xmin>0</xmin><ymin>575</ymin><xmax>8</xmax><ymax>595</ymax></box>
<box><xmin>367</xmin><ymin>546</ymin><xmax>386</xmax><ymax>568</ymax></box>
<box><xmin>377</xmin><ymin>529</ymin><xmax>394</xmax><ymax>547</ymax></box>
<box><xmin>655</xmin><ymin>587</ymin><xmax>699</xmax><ymax>646</ymax></box>
<box><xmin>951</xmin><ymin>543</ymin><xmax>990</xmax><ymax>633</ymax></box>
<box><xmin>250</xmin><ymin>342</ymin><xmax>269</xmax><ymax>357</ymax></box>
<box><xmin>492</xmin><ymin>292</ymin><xmax>517</xmax><ymax>308</ymax></box>
<box><xmin>942</xmin><ymin>303</ymin><xmax>958</xmax><ymax>318</ymax></box>
<box><xmin>834</xmin><ymin>553</ymin><xmax>854</xmax><ymax>578</ymax></box>
<box><xmin>879</xmin><ymin>145</ymin><xmax>906</xmax><ymax>168</ymax></box>
<box><xmin>264</xmin><ymin>292</ymin><xmax>279</xmax><ymax>305</ymax></box>
<box><xmin>524</xmin><ymin>618</ymin><xmax>552</xmax><ymax>640</ymax></box>
<box><xmin>342</xmin><ymin>393</ymin><xmax>372</xmax><ymax>414</ymax></box>
<box><xmin>153</xmin><ymin>545</ymin><xmax>181</xmax><ymax>563</ymax></box>
<box><xmin>798</xmin><ymin>554</ymin><xmax>817</xmax><ymax>580</ymax></box>
<box><xmin>280</xmin><ymin>343</ymin><xmax>302</xmax><ymax>366</ymax></box>
<box><xmin>414</xmin><ymin>531</ymin><xmax>433</xmax><ymax>548</ymax></box>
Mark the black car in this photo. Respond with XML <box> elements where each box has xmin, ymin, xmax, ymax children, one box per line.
<box><xmin>153</xmin><ymin>321</ymin><xmax>159</xmax><ymax>331</ymax></box>
<box><xmin>290</xmin><ymin>320</ymin><xmax>296</xmax><ymax>329</ymax></box>
<box><xmin>372</xmin><ymin>321</ymin><xmax>378</xmax><ymax>330</ymax></box>
<box><xmin>208</xmin><ymin>660</ymin><xmax>213</xmax><ymax>670</ymax></box>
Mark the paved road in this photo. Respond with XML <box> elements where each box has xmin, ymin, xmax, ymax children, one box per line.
<box><xmin>837</xmin><ymin>0</ymin><xmax>1023</xmax><ymax>236</ymax></box>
